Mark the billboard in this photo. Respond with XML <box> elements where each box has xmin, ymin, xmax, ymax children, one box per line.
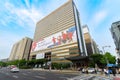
<box><xmin>31</xmin><ymin>26</ymin><xmax>77</xmax><ymax>52</ymax></box>
<box><xmin>36</xmin><ymin>53</ymin><xmax>45</xmax><ymax>59</ymax></box>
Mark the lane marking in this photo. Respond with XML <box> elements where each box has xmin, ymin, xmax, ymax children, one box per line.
<box><xmin>5</xmin><ymin>73</ymin><xmax>9</xmax><ymax>75</ymax></box>
<box><xmin>60</xmin><ymin>77</ymin><xmax>69</xmax><ymax>79</ymax></box>
<box><xmin>38</xmin><ymin>73</ymin><xmax>45</xmax><ymax>75</ymax></box>
<box><xmin>22</xmin><ymin>73</ymin><xmax>27</xmax><ymax>75</ymax></box>
<box><xmin>35</xmin><ymin>76</ymin><xmax>46</xmax><ymax>79</ymax></box>
<box><xmin>13</xmin><ymin>75</ymin><xmax>18</xmax><ymax>78</ymax></box>
<box><xmin>27</xmin><ymin>72</ymin><xmax>31</xmax><ymax>73</ymax></box>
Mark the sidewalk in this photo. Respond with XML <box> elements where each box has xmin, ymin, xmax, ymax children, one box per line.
<box><xmin>33</xmin><ymin>68</ymin><xmax>80</xmax><ymax>74</ymax></box>
<box><xmin>33</xmin><ymin>68</ymin><xmax>120</xmax><ymax>79</ymax></box>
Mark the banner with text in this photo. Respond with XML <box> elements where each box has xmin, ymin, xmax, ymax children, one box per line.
<box><xmin>31</xmin><ymin>26</ymin><xmax>77</xmax><ymax>52</ymax></box>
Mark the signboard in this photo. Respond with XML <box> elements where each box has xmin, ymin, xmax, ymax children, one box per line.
<box><xmin>31</xmin><ymin>26</ymin><xmax>77</xmax><ymax>52</ymax></box>
<box><xmin>36</xmin><ymin>53</ymin><xmax>45</xmax><ymax>59</ymax></box>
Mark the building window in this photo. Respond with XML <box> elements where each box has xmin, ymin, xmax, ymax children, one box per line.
<box><xmin>118</xmin><ymin>25</ymin><xmax>120</xmax><ymax>31</ymax></box>
<box><xmin>69</xmin><ymin>46</ymin><xmax>79</xmax><ymax>54</ymax></box>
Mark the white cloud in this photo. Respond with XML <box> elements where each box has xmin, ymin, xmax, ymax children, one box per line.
<box><xmin>94</xmin><ymin>10</ymin><xmax>107</xmax><ymax>24</ymax></box>
<box><xmin>1</xmin><ymin>1</ymin><xmax>68</xmax><ymax>59</ymax></box>
<box><xmin>89</xmin><ymin>10</ymin><xmax>108</xmax><ymax>30</ymax></box>
<box><xmin>4</xmin><ymin>2</ymin><xmax>44</xmax><ymax>32</ymax></box>
<box><xmin>24</xmin><ymin>0</ymin><xmax>30</xmax><ymax>8</ymax></box>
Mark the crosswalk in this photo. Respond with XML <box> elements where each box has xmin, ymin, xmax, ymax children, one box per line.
<box><xmin>0</xmin><ymin>68</ymin><xmax>46</xmax><ymax>79</ymax></box>
<box><xmin>0</xmin><ymin>68</ymin><xmax>72</xmax><ymax>80</ymax></box>
<box><xmin>67</xmin><ymin>74</ymin><xmax>114</xmax><ymax>80</ymax></box>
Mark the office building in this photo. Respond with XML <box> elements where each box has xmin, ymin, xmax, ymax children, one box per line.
<box><xmin>91</xmin><ymin>39</ymin><xmax>99</xmax><ymax>54</ymax></box>
<box><xmin>83</xmin><ymin>25</ymin><xmax>99</xmax><ymax>55</ymax></box>
<box><xmin>0</xmin><ymin>58</ymin><xmax>8</xmax><ymax>62</ymax></box>
<box><xmin>111</xmin><ymin>21</ymin><xmax>120</xmax><ymax>58</ymax></box>
<box><xmin>9</xmin><ymin>37</ymin><xmax>32</xmax><ymax>61</ymax></box>
<box><xmin>30</xmin><ymin>0</ymin><xmax>87</xmax><ymax>67</ymax></box>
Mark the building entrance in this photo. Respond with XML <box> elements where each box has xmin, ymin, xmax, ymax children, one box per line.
<box><xmin>66</xmin><ymin>56</ymin><xmax>89</xmax><ymax>70</ymax></box>
<box><xmin>45</xmin><ymin>52</ymin><xmax>51</xmax><ymax>61</ymax></box>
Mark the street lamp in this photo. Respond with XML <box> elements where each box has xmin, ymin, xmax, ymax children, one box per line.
<box><xmin>102</xmin><ymin>46</ymin><xmax>111</xmax><ymax>79</ymax></box>
<box><xmin>16</xmin><ymin>56</ymin><xmax>20</xmax><ymax>68</ymax></box>
<box><xmin>102</xmin><ymin>46</ymin><xmax>111</xmax><ymax>64</ymax></box>
<box><xmin>102</xmin><ymin>46</ymin><xmax>111</xmax><ymax>54</ymax></box>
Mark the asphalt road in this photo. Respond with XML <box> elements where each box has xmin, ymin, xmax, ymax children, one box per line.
<box><xmin>67</xmin><ymin>74</ymin><xmax>114</xmax><ymax>80</ymax></box>
<box><xmin>0</xmin><ymin>67</ymin><xmax>77</xmax><ymax>80</ymax></box>
<box><xmin>1</xmin><ymin>68</ymin><xmax>120</xmax><ymax>80</ymax></box>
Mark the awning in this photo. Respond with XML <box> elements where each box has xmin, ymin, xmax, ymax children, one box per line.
<box><xmin>107</xmin><ymin>64</ymin><xmax>116</xmax><ymax>67</ymax></box>
<box><xmin>65</xmin><ymin>55</ymin><xmax>89</xmax><ymax>61</ymax></box>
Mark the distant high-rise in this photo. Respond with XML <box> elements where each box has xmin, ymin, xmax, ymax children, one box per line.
<box><xmin>9</xmin><ymin>37</ymin><xmax>32</xmax><ymax>61</ymax></box>
<box><xmin>83</xmin><ymin>25</ymin><xmax>99</xmax><ymax>55</ymax></box>
<box><xmin>30</xmin><ymin>0</ymin><xmax>87</xmax><ymax>67</ymax></box>
<box><xmin>111</xmin><ymin>21</ymin><xmax>120</xmax><ymax>58</ymax></box>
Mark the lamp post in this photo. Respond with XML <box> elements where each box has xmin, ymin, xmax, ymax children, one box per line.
<box><xmin>102</xmin><ymin>45</ymin><xmax>111</xmax><ymax>79</ymax></box>
<box><xmin>17</xmin><ymin>56</ymin><xmax>20</xmax><ymax>68</ymax></box>
<box><xmin>102</xmin><ymin>46</ymin><xmax>111</xmax><ymax>54</ymax></box>
<box><xmin>102</xmin><ymin>46</ymin><xmax>111</xmax><ymax>64</ymax></box>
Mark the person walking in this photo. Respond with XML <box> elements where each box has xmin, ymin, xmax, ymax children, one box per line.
<box><xmin>112</xmin><ymin>67</ymin><xmax>116</xmax><ymax>76</ymax></box>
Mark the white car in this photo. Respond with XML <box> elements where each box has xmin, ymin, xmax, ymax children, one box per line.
<box><xmin>10</xmin><ymin>67</ymin><xmax>19</xmax><ymax>72</ymax></box>
<box><xmin>87</xmin><ymin>68</ymin><xmax>95</xmax><ymax>73</ymax></box>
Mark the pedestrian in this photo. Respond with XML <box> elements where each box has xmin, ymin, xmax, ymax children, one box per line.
<box><xmin>104</xmin><ymin>68</ymin><xmax>109</xmax><ymax>76</ymax></box>
<box><xmin>112</xmin><ymin>67</ymin><xmax>116</xmax><ymax>76</ymax></box>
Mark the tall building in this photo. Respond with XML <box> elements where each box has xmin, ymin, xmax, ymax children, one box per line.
<box><xmin>83</xmin><ymin>25</ymin><xmax>99</xmax><ymax>56</ymax></box>
<box><xmin>30</xmin><ymin>0</ymin><xmax>87</xmax><ymax>67</ymax></box>
<box><xmin>111</xmin><ymin>21</ymin><xmax>120</xmax><ymax>58</ymax></box>
<box><xmin>9</xmin><ymin>37</ymin><xmax>32</xmax><ymax>61</ymax></box>
<box><xmin>0</xmin><ymin>58</ymin><xmax>8</xmax><ymax>62</ymax></box>
<box><xmin>91</xmin><ymin>39</ymin><xmax>99</xmax><ymax>54</ymax></box>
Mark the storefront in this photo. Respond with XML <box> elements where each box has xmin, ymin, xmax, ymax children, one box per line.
<box><xmin>65</xmin><ymin>55</ymin><xmax>89</xmax><ymax>70</ymax></box>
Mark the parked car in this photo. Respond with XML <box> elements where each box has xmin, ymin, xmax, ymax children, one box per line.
<box><xmin>10</xmin><ymin>67</ymin><xmax>19</xmax><ymax>73</ymax></box>
<box><xmin>8</xmin><ymin>65</ymin><xmax>17</xmax><ymax>69</ymax></box>
<box><xmin>87</xmin><ymin>68</ymin><xmax>95</xmax><ymax>73</ymax></box>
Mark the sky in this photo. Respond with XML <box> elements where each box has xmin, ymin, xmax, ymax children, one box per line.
<box><xmin>0</xmin><ymin>0</ymin><xmax>120</xmax><ymax>59</ymax></box>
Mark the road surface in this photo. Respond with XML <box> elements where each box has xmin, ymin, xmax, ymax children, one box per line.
<box><xmin>0</xmin><ymin>67</ymin><xmax>76</xmax><ymax>80</ymax></box>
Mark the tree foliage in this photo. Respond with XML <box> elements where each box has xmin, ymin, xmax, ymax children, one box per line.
<box><xmin>0</xmin><ymin>61</ymin><xmax>7</xmax><ymax>67</ymax></box>
<box><xmin>51</xmin><ymin>63</ymin><xmax>70</xmax><ymax>69</ymax></box>
<box><xmin>90</xmin><ymin>54</ymin><xmax>103</xmax><ymax>67</ymax></box>
<box><xmin>89</xmin><ymin>52</ymin><xmax>116</xmax><ymax>68</ymax></box>
<box><xmin>100</xmin><ymin>52</ymin><xmax>116</xmax><ymax>64</ymax></box>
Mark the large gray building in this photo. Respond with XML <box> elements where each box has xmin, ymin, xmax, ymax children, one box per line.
<box><xmin>9</xmin><ymin>37</ymin><xmax>33</xmax><ymax>61</ymax></box>
<box><xmin>30</xmin><ymin>0</ymin><xmax>87</xmax><ymax>68</ymax></box>
<box><xmin>111</xmin><ymin>21</ymin><xmax>120</xmax><ymax>58</ymax></box>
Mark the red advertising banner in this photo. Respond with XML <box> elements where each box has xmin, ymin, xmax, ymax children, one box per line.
<box><xmin>31</xmin><ymin>26</ymin><xmax>77</xmax><ymax>52</ymax></box>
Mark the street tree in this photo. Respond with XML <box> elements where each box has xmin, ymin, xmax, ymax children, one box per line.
<box><xmin>90</xmin><ymin>54</ymin><xmax>103</xmax><ymax>67</ymax></box>
<box><xmin>100</xmin><ymin>52</ymin><xmax>116</xmax><ymax>65</ymax></box>
<box><xmin>0</xmin><ymin>61</ymin><xmax>7</xmax><ymax>67</ymax></box>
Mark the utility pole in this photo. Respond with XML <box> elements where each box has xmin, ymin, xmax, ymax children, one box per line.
<box><xmin>102</xmin><ymin>45</ymin><xmax>111</xmax><ymax>79</ymax></box>
<box><xmin>102</xmin><ymin>46</ymin><xmax>111</xmax><ymax>64</ymax></box>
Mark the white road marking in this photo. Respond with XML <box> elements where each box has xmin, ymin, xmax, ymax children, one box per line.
<box><xmin>0</xmin><ymin>71</ymin><xmax>4</xmax><ymax>73</ymax></box>
<box><xmin>27</xmin><ymin>72</ymin><xmax>31</xmax><ymax>73</ymax></box>
<box><xmin>35</xmin><ymin>76</ymin><xmax>46</xmax><ymax>79</ymax></box>
<box><xmin>13</xmin><ymin>75</ymin><xmax>18</xmax><ymax>78</ymax></box>
<box><xmin>60</xmin><ymin>77</ymin><xmax>69</xmax><ymax>79</ymax></box>
<box><xmin>5</xmin><ymin>73</ymin><xmax>9</xmax><ymax>75</ymax></box>
<box><xmin>38</xmin><ymin>73</ymin><xmax>45</xmax><ymax>75</ymax></box>
<box><xmin>22</xmin><ymin>73</ymin><xmax>27</xmax><ymax>75</ymax></box>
